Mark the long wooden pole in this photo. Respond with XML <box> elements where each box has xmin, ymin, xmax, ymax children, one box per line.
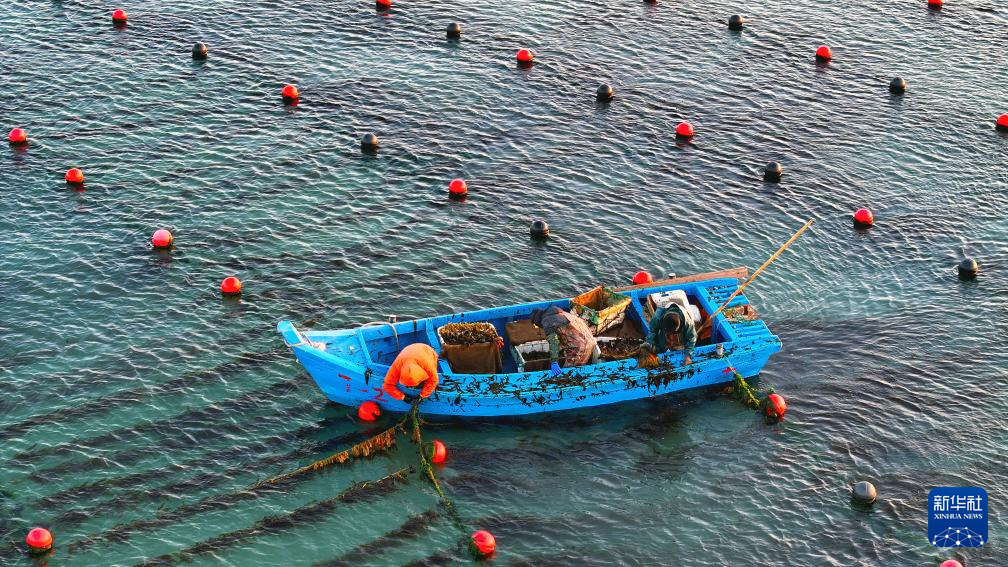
<box><xmin>614</xmin><ymin>266</ymin><xmax>749</xmax><ymax>293</ymax></box>
<box><xmin>699</xmin><ymin>219</ymin><xmax>814</xmax><ymax>331</ymax></box>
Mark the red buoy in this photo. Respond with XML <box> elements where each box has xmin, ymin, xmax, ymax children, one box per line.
<box><xmin>65</xmin><ymin>168</ymin><xmax>85</xmax><ymax>185</ymax></box>
<box><xmin>25</xmin><ymin>528</ymin><xmax>53</xmax><ymax>554</ymax></box>
<box><xmin>8</xmin><ymin>128</ymin><xmax>27</xmax><ymax>145</ymax></box>
<box><xmin>221</xmin><ymin>276</ymin><xmax>243</xmax><ymax>295</ymax></box>
<box><xmin>516</xmin><ymin>49</ymin><xmax>534</xmax><ymax>65</ymax></box>
<box><xmin>675</xmin><ymin>122</ymin><xmax>694</xmax><ymax>139</ymax></box>
<box><xmin>281</xmin><ymin>84</ymin><xmax>299</xmax><ymax>103</ymax></box>
<box><xmin>151</xmin><ymin>229</ymin><xmax>173</xmax><ymax>248</ymax></box>
<box><xmin>996</xmin><ymin>114</ymin><xmax>1008</xmax><ymax>131</ymax></box>
<box><xmin>470</xmin><ymin>530</ymin><xmax>496</xmax><ymax>557</ymax></box>
<box><xmin>431</xmin><ymin>440</ymin><xmax>447</xmax><ymax>464</ymax></box>
<box><xmin>112</xmin><ymin>9</ymin><xmax>128</xmax><ymax>25</ymax></box>
<box><xmin>939</xmin><ymin>561</ymin><xmax>962</xmax><ymax>567</ymax></box>
<box><xmin>927</xmin><ymin>0</ymin><xmax>943</xmax><ymax>9</ymax></box>
<box><xmin>765</xmin><ymin>393</ymin><xmax>787</xmax><ymax>420</ymax></box>
<box><xmin>448</xmin><ymin>178</ymin><xmax>468</xmax><ymax>199</ymax></box>
<box><xmin>853</xmin><ymin>208</ymin><xmax>874</xmax><ymax>228</ymax></box>
<box><xmin>376</xmin><ymin>0</ymin><xmax>391</xmax><ymax>8</ymax></box>
<box><xmin>815</xmin><ymin>45</ymin><xmax>833</xmax><ymax>62</ymax></box>
<box><xmin>633</xmin><ymin>271</ymin><xmax>653</xmax><ymax>285</ymax></box>
<box><xmin>358</xmin><ymin>401</ymin><xmax>381</xmax><ymax>422</ymax></box>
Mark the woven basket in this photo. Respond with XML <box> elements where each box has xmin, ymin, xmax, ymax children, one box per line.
<box><xmin>571</xmin><ymin>286</ymin><xmax>632</xmax><ymax>335</ymax></box>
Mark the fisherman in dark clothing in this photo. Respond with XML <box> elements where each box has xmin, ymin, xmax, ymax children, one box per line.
<box><xmin>643</xmin><ymin>303</ymin><xmax>696</xmax><ymax>366</ymax></box>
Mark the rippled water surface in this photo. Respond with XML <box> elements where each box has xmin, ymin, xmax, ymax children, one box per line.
<box><xmin>2</xmin><ymin>0</ymin><xmax>1007</xmax><ymax>565</ymax></box>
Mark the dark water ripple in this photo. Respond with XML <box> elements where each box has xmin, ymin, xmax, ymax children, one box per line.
<box><xmin>2</xmin><ymin>0</ymin><xmax>1007</xmax><ymax>565</ymax></box>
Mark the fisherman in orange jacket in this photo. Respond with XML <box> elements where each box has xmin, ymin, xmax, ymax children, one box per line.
<box><xmin>383</xmin><ymin>343</ymin><xmax>439</xmax><ymax>401</ymax></box>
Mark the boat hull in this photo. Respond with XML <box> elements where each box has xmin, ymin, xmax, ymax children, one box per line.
<box><xmin>283</xmin><ymin>336</ymin><xmax>779</xmax><ymax>416</ymax></box>
<box><xmin>277</xmin><ymin>269</ymin><xmax>782</xmax><ymax>417</ymax></box>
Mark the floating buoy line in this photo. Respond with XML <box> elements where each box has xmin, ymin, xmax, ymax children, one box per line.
<box><xmin>6</xmin><ymin>3</ymin><xmax>995</xmax><ymax>561</ymax></box>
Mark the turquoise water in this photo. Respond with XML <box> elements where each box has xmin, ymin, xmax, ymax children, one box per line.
<box><xmin>1</xmin><ymin>0</ymin><xmax>1006</xmax><ymax>565</ymax></box>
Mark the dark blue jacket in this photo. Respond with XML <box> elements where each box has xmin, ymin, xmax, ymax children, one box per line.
<box><xmin>645</xmin><ymin>304</ymin><xmax>696</xmax><ymax>357</ymax></box>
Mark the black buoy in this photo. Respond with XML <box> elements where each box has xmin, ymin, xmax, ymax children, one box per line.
<box><xmin>763</xmin><ymin>161</ymin><xmax>783</xmax><ymax>182</ymax></box>
<box><xmin>530</xmin><ymin>220</ymin><xmax>550</xmax><ymax>240</ymax></box>
<box><xmin>889</xmin><ymin>77</ymin><xmax>906</xmax><ymax>94</ymax></box>
<box><xmin>852</xmin><ymin>481</ymin><xmax>877</xmax><ymax>505</ymax></box>
<box><xmin>728</xmin><ymin>15</ymin><xmax>745</xmax><ymax>31</ymax></box>
<box><xmin>361</xmin><ymin>133</ymin><xmax>379</xmax><ymax>153</ymax></box>
<box><xmin>958</xmin><ymin>258</ymin><xmax>978</xmax><ymax>280</ymax></box>
<box><xmin>596</xmin><ymin>84</ymin><xmax>614</xmax><ymax>102</ymax></box>
<box><xmin>446</xmin><ymin>22</ymin><xmax>461</xmax><ymax>39</ymax></box>
<box><xmin>192</xmin><ymin>42</ymin><xmax>208</xmax><ymax>60</ymax></box>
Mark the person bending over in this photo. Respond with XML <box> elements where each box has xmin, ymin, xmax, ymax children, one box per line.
<box><xmin>383</xmin><ymin>343</ymin><xmax>439</xmax><ymax>401</ymax></box>
<box><xmin>644</xmin><ymin>303</ymin><xmax>696</xmax><ymax>366</ymax></box>
<box><xmin>531</xmin><ymin>306</ymin><xmax>597</xmax><ymax>374</ymax></box>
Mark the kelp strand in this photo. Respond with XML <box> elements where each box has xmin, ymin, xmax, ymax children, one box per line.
<box><xmin>0</xmin><ymin>349</ymin><xmax>288</xmax><ymax>442</ymax></box>
<box><xmin>312</xmin><ymin>509</ymin><xmax>440</xmax><ymax>567</ymax></box>
<box><xmin>410</xmin><ymin>401</ymin><xmax>422</xmax><ymax>444</ymax></box>
<box><xmin>16</xmin><ymin>377</ymin><xmax>303</xmax><ymax>465</ymax></box>
<box><xmin>134</xmin><ymin>469</ymin><xmax>410</xmax><ymax>567</ymax></box>
<box><xmin>253</xmin><ymin>425</ymin><xmax>400</xmax><ymax>488</ymax></box>
<box><xmin>411</xmin><ymin>404</ymin><xmax>472</xmax><ymax>544</ymax></box>
<box><xmin>732</xmin><ymin>371</ymin><xmax>762</xmax><ymax>409</ymax></box>
<box><xmin>36</xmin><ymin>420</ymin><xmax>363</xmax><ymax>516</ymax></box>
<box><xmin>66</xmin><ymin>422</ymin><xmax>408</xmax><ymax>554</ymax></box>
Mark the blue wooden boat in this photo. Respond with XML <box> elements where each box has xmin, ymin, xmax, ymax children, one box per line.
<box><xmin>277</xmin><ymin>268</ymin><xmax>782</xmax><ymax>417</ymax></box>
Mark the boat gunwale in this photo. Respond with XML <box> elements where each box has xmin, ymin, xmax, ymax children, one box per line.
<box><xmin>281</xmin><ymin>276</ymin><xmax>779</xmax><ymax>392</ymax></box>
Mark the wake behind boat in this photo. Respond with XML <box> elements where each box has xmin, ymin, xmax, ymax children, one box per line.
<box><xmin>277</xmin><ymin>267</ymin><xmax>783</xmax><ymax>417</ymax></box>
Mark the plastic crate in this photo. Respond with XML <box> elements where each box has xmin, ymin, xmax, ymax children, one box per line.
<box><xmin>514</xmin><ymin>340</ymin><xmax>603</xmax><ymax>372</ymax></box>
<box><xmin>513</xmin><ymin>340</ymin><xmax>551</xmax><ymax>373</ymax></box>
<box><xmin>571</xmin><ymin>286</ymin><xmax>632</xmax><ymax>335</ymax></box>
<box><xmin>595</xmin><ymin>336</ymin><xmax>643</xmax><ymax>361</ymax></box>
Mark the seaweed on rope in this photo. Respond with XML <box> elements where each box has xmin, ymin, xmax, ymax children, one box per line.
<box><xmin>133</xmin><ymin>469</ymin><xmax>411</xmax><ymax>567</ymax></box>
<box><xmin>253</xmin><ymin>425</ymin><xmax>401</xmax><ymax>488</ymax></box>
<box><xmin>69</xmin><ymin>399</ymin><xmax>479</xmax><ymax>561</ymax></box>
<box><xmin>312</xmin><ymin>509</ymin><xmax>441</xmax><ymax>567</ymax></box>
<box><xmin>731</xmin><ymin>370</ymin><xmax>762</xmax><ymax>409</ymax></box>
<box><xmin>42</xmin><ymin>425</ymin><xmax>379</xmax><ymax>534</ymax></box>
<box><xmin>409</xmin><ymin>403</ymin><xmax>473</xmax><ymax>548</ymax></box>
<box><xmin>66</xmin><ymin>413</ymin><xmax>415</xmax><ymax>554</ymax></box>
<box><xmin>730</xmin><ymin>369</ymin><xmax>777</xmax><ymax>419</ymax></box>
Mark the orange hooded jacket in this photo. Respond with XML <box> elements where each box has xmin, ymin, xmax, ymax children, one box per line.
<box><xmin>383</xmin><ymin>343</ymin><xmax>439</xmax><ymax>401</ymax></box>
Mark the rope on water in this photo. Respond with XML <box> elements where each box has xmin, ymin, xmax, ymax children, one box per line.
<box><xmin>732</xmin><ymin>370</ymin><xmax>762</xmax><ymax>409</ymax></box>
<box><xmin>133</xmin><ymin>468</ymin><xmax>411</xmax><ymax>567</ymax></box>
<box><xmin>65</xmin><ymin>417</ymin><xmax>413</xmax><ymax>555</ymax></box>
<box><xmin>729</xmin><ymin>369</ymin><xmax>779</xmax><ymax>420</ymax></box>
<box><xmin>251</xmin><ymin>402</ymin><xmax>438</xmax><ymax>489</ymax></box>
<box><xmin>253</xmin><ymin>425</ymin><xmax>402</xmax><ymax>488</ymax></box>
<box><xmin>410</xmin><ymin>401</ymin><xmax>471</xmax><ymax>546</ymax></box>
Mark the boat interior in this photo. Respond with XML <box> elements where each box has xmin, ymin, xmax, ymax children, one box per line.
<box><xmin>351</xmin><ymin>281</ymin><xmax>740</xmax><ymax>376</ymax></box>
